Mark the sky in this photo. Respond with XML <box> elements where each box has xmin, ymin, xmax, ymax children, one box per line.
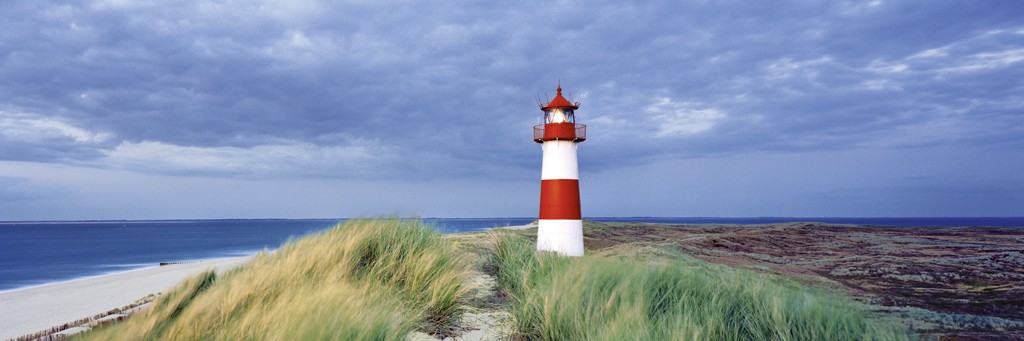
<box><xmin>0</xmin><ymin>1</ymin><xmax>1022</xmax><ymax>220</ymax></box>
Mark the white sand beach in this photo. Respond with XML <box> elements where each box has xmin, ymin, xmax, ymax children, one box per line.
<box><xmin>0</xmin><ymin>256</ymin><xmax>251</xmax><ymax>340</ymax></box>
<box><xmin>496</xmin><ymin>222</ymin><xmax>537</xmax><ymax>230</ymax></box>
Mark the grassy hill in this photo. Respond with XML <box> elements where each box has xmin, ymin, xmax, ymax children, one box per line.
<box><xmin>80</xmin><ymin>219</ymin><xmax>468</xmax><ymax>340</ymax></box>
<box><xmin>489</xmin><ymin>232</ymin><xmax>908</xmax><ymax>340</ymax></box>
<box><xmin>79</xmin><ymin>219</ymin><xmax>908</xmax><ymax>340</ymax></box>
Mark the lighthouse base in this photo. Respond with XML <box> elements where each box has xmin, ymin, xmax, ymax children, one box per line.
<box><xmin>536</xmin><ymin>219</ymin><xmax>584</xmax><ymax>256</ymax></box>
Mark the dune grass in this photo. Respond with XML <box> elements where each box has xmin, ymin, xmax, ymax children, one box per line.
<box><xmin>79</xmin><ymin>219</ymin><xmax>469</xmax><ymax>341</ymax></box>
<box><xmin>489</xmin><ymin>233</ymin><xmax>910</xmax><ymax>340</ymax></box>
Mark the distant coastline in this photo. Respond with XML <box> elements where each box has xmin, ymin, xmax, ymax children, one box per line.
<box><xmin>3</xmin><ymin>216</ymin><xmax>1023</xmax><ymax>226</ymax></box>
<box><xmin>586</xmin><ymin>216</ymin><xmax>1024</xmax><ymax>227</ymax></box>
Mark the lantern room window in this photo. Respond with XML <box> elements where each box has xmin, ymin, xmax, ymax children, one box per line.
<box><xmin>545</xmin><ymin>108</ymin><xmax>575</xmax><ymax>124</ymax></box>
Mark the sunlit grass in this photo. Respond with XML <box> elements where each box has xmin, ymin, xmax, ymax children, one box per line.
<box><xmin>490</xmin><ymin>233</ymin><xmax>910</xmax><ymax>340</ymax></box>
<box><xmin>79</xmin><ymin>219</ymin><xmax>469</xmax><ymax>340</ymax></box>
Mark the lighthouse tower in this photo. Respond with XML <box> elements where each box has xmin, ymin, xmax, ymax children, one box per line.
<box><xmin>534</xmin><ymin>84</ymin><xmax>586</xmax><ymax>256</ymax></box>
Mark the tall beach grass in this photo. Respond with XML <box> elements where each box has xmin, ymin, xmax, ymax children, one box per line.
<box><xmin>79</xmin><ymin>219</ymin><xmax>469</xmax><ymax>340</ymax></box>
<box><xmin>490</xmin><ymin>233</ymin><xmax>910</xmax><ymax>340</ymax></box>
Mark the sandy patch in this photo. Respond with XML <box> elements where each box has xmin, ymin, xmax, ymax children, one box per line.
<box><xmin>0</xmin><ymin>256</ymin><xmax>250</xmax><ymax>340</ymax></box>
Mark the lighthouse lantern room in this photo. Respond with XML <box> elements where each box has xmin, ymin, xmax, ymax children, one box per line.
<box><xmin>534</xmin><ymin>84</ymin><xmax>586</xmax><ymax>256</ymax></box>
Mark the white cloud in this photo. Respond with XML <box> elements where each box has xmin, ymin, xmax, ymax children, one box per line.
<box><xmin>765</xmin><ymin>57</ymin><xmax>833</xmax><ymax>80</ymax></box>
<box><xmin>935</xmin><ymin>48</ymin><xmax>1024</xmax><ymax>74</ymax></box>
<box><xmin>90</xmin><ymin>0</ymin><xmax>145</xmax><ymax>10</ymax></box>
<box><xmin>852</xmin><ymin>28</ymin><xmax>1024</xmax><ymax>91</ymax></box>
<box><xmin>865</xmin><ymin>59</ymin><xmax>908</xmax><ymax>73</ymax></box>
<box><xmin>838</xmin><ymin>0</ymin><xmax>886</xmax><ymax>16</ymax></box>
<box><xmin>896</xmin><ymin>28</ymin><xmax>1024</xmax><ymax>75</ymax></box>
<box><xmin>260</xmin><ymin>30</ymin><xmax>329</xmax><ymax>67</ymax></box>
<box><xmin>0</xmin><ymin>111</ymin><xmax>112</xmax><ymax>144</ymax></box>
<box><xmin>858</xmin><ymin>78</ymin><xmax>899</xmax><ymax>91</ymax></box>
<box><xmin>646</xmin><ymin>97</ymin><xmax>726</xmax><ymax>137</ymax></box>
<box><xmin>908</xmin><ymin>47</ymin><xmax>948</xmax><ymax>60</ymax></box>
<box><xmin>101</xmin><ymin>139</ymin><xmax>400</xmax><ymax>178</ymax></box>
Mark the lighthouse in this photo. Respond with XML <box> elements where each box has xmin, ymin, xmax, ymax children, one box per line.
<box><xmin>534</xmin><ymin>84</ymin><xmax>586</xmax><ymax>256</ymax></box>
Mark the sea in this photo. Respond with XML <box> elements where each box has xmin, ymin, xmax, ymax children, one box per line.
<box><xmin>1</xmin><ymin>217</ymin><xmax>1021</xmax><ymax>292</ymax></box>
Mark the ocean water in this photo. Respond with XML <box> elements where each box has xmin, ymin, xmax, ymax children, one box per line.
<box><xmin>0</xmin><ymin>218</ymin><xmax>534</xmax><ymax>291</ymax></box>
<box><xmin>1</xmin><ymin>217</ymin><xmax>1020</xmax><ymax>291</ymax></box>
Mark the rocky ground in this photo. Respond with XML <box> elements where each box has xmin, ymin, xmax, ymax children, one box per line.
<box><xmin>581</xmin><ymin>222</ymin><xmax>1024</xmax><ymax>340</ymax></box>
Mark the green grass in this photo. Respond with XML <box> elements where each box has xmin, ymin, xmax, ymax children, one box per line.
<box><xmin>79</xmin><ymin>219</ymin><xmax>469</xmax><ymax>341</ymax></box>
<box><xmin>490</xmin><ymin>233</ymin><xmax>910</xmax><ymax>341</ymax></box>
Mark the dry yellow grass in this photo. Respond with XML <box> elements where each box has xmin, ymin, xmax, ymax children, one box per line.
<box><xmin>79</xmin><ymin>219</ymin><xmax>469</xmax><ymax>341</ymax></box>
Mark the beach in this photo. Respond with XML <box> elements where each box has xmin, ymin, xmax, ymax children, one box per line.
<box><xmin>0</xmin><ymin>256</ymin><xmax>251</xmax><ymax>340</ymax></box>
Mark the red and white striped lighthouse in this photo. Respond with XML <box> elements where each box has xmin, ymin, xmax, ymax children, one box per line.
<box><xmin>534</xmin><ymin>84</ymin><xmax>586</xmax><ymax>256</ymax></box>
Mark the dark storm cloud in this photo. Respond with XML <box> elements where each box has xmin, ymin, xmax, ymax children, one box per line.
<box><xmin>0</xmin><ymin>1</ymin><xmax>1021</xmax><ymax>179</ymax></box>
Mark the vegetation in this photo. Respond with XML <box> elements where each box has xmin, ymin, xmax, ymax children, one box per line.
<box><xmin>75</xmin><ymin>219</ymin><xmax>912</xmax><ymax>340</ymax></box>
<box><xmin>80</xmin><ymin>219</ymin><xmax>469</xmax><ymax>341</ymax></box>
<box><xmin>489</xmin><ymin>232</ymin><xmax>910</xmax><ymax>340</ymax></box>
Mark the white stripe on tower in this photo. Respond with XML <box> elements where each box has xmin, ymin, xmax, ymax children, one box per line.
<box><xmin>541</xmin><ymin>141</ymin><xmax>578</xmax><ymax>179</ymax></box>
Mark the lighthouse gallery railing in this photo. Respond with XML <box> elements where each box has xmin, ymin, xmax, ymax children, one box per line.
<box><xmin>534</xmin><ymin>123</ymin><xmax>586</xmax><ymax>143</ymax></box>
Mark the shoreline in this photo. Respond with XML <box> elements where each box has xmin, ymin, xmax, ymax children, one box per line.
<box><xmin>0</xmin><ymin>249</ymin><xmax>267</xmax><ymax>294</ymax></box>
<box><xmin>0</xmin><ymin>264</ymin><xmax>162</xmax><ymax>295</ymax></box>
<box><xmin>494</xmin><ymin>222</ymin><xmax>537</xmax><ymax>230</ymax></box>
<box><xmin>0</xmin><ymin>256</ymin><xmax>252</xmax><ymax>340</ymax></box>
<box><xmin>0</xmin><ymin>252</ymin><xmax>261</xmax><ymax>295</ymax></box>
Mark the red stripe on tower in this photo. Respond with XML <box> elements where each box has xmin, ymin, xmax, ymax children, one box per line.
<box><xmin>539</xmin><ymin>179</ymin><xmax>581</xmax><ymax>220</ymax></box>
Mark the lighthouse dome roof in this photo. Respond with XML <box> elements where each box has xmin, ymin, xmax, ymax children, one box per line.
<box><xmin>542</xmin><ymin>85</ymin><xmax>579</xmax><ymax>111</ymax></box>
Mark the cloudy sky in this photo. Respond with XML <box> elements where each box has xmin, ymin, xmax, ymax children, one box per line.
<box><xmin>1</xmin><ymin>1</ymin><xmax>1022</xmax><ymax>220</ymax></box>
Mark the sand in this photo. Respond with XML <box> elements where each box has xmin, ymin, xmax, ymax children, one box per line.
<box><xmin>0</xmin><ymin>256</ymin><xmax>251</xmax><ymax>340</ymax></box>
<box><xmin>496</xmin><ymin>222</ymin><xmax>536</xmax><ymax>230</ymax></box>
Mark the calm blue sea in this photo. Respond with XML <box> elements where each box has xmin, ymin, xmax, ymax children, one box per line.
<box><xmin>1</xmin><ymin>217</ymin><xmax>1021</xmax><ymax>291</ymax></box>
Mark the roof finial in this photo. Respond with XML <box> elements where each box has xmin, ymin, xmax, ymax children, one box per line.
<box><xmin>556</xmin><ymin>79</ymin><xmax>562</xmax><ymax>94</ymax></box>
